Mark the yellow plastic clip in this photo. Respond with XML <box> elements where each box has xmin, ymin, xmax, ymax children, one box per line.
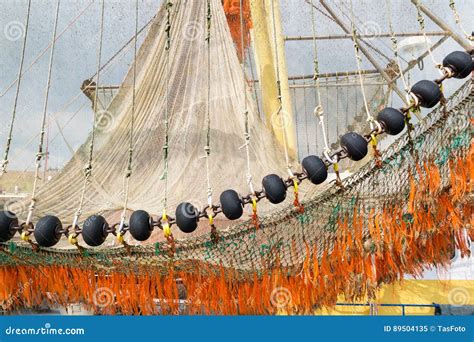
<box><xmin>68</xmin><ymin>234</ymin><xmax>78</xmax><ymax>245</ymax></box>
<box><xmin>208</xmin><ymin>213</ymin><xmax>214</xmax><ymax>226</ymax></box>
<box><xmin>162</xmin><ymin>209</ymin><xmax>171</xmax><ymax>238</ymax></box>
<box><xmin>333</xmin><ymin>163</ymin><xmax>339</xmax><ymax>172</ymax></box>
<box><xmin>251</xmin><ymin>198</ymin><xmax>257</xmax><ymax>212</ymax></box>
<box><xmin>117</xmin><ymin>232</ymin><xmax>124</xmax><ymax>244</ymax></box>
<box><xmin>293</xmin><ymin>179</ymin><xmax>299</xmax><ymax>192</ymax></box>
<box><xmin>370</xmin><ymin>134</ymin><xmax>377</xmax><ymax>147</ymax></box>
<box><xmin>20</xmin><ymin>232</ymin><xmax>30</xmax><ymax>242</ymax></box>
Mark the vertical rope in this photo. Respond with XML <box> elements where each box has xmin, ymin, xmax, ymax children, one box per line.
<box><xmin>71</xmin><ymin>0</ymin><xmax>106</xmax><ymax>229</ymax></box>
<box><xmin>25</xmin><ymin>0</ymin><xmax>61</xmax><ymax>226</ymax></box>
<box><xmin>414</xmin><ymin>0</ymin><xmax>441</xmax><ymax>69</ymax></box>
<box><xmin>270</xmin><ymin>0</ymin><xmax>292</xmax><ymax>175</ymax></box>
<box><xmin>119</xmin><ymin>0</ymin><xmax>140</xmax><ymax>233</ymax></box>
<box><xmin>239</xmin><ymin>0</ymin><xmax>255</xmax><ymax>194</ymax></box>
<box><xmin>0</xmin><ymin>0</ymin><xmax>32</xmax><ymax>175</ymax></box>
<box><xmin>449</xmin><ymin>0</ymin><xmax>473</xmax><ymax>43</ymax></box>
<box><xmin>349</xmin><ymin>0</ymin><xmax>375</xmax><ymax>129</ymax></box>
<box><xmin>204</xmin><ymin>0</ymin><xmax>213</xmax><ymax>208</ymax></box>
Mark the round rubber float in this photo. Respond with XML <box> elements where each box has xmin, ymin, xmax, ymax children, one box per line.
<box><xmin>82</xmin><ymin>215</ymin><xmax>109</xmax><ymax>247</ymax></box>
<box><xmin>302</xmin><ymin>155</ymin><xmax>327</xmax><ymax>185</ymax></box>
<box><xmin>34</xmin><ymin>215</ymin><xmax>62</xmax><ymax>247</ymax></box>
<box><xmin>410</xmin><ymin>80</ymin><xmax>442</xmax><ymax>108</ymax></box>
<box><xmin>262</xmin><ymin>174</ymin><xmax>287</xmax><ymax>204</ymax></box>
<box><xmin>340</xmin><ymin>132</ymin><xmax>368</xmax><ymax>161</ymax></box>
<box><xmin>129</xmin><ymin>210</ymin><xmax>153</xmax><ymax>241</ymax></box>
<box><xmin>0</xmin><ymin>211</ymin><xmax>18</xmax><ymax>242</ymax></box>
<box><xmin>220</xmin><ymin>190</ymin><xmax>243</xmax><ymax>220</ymax></box>
<box><xmin>377</xmin><ymin>107</ymin><xmax>405</xmax><ymax>135</ymax></box>
<box><xmin>175</xmin><ymin>202</ymin><xmax>199</xmax><ymax>233</ymax></box>
<box><xmin>442</xmin><ymin>51</ymin><xmax>474</xmax><ymax>79</ymax></box>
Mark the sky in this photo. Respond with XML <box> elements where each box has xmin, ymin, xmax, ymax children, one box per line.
<box><xmin>0</xmin><ymin>0</ymin><xmax>472</xmax><ymax>171</ymax></box>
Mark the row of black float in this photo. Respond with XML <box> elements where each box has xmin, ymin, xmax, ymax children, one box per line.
<box><xmin>0</xmin><ymin>50</ymin><xmax>473</xmax><ymax>248</ymax></box>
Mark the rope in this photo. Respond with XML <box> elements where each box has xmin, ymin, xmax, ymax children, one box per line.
<box><xmin>0</xmin><ymin>0</ymin><xmax>32</xmax><ymax>176</ymax></box>
<box><xmin>349</xmin><ymin>0</ymin><xmax>377</xmax><ymax>130</ymax></box>
<box><xmin>25</xmin><ymin>0</ymin><xmax>61</xmax><ymax>226</ymax></box>
<box><xmin>448</xmin><ymin>0</ymin><xmax>473</xmax><ymax>43</ymax></box>
<box><xmin>119</xmin><ymin>0</ymin><xmax>140</xmax><ymax>233</ymax></box>
<box><xmin>71</xmin><ymin>0</ymin><xmax>106</xmax><ymax>230</ymax></box>
<box><xmin>309</xmin><ymin>0</ymin><xmax>334</xmax><ymax>163</ymax></box>
<box><xmin>238</xmin><ymin>0</ymin><xmax>255</xmax><ymax>194</ymax></box>
<box><xmin>414</xmin><ymin>0</ymin><xmax>441</xmax><ymax>70</ymax></box>
<box><xmin>270</xmin><ymin>0</ymin><xmax>292</xmax><ymax>175</ymax></box>
<box><xmin>204</xmin><ymin>0</ymin><xmax>213</xmax><ymax>208</ymax></box>
<box><xmin>386</xmin><ymin>0</ymin><xmax>411</xmax><ymax>95</ymax></box>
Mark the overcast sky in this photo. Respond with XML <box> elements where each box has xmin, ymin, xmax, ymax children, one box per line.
<box><xmin>0</xmin><ymin>0</ymin><xmax>472</xmax><ymax>170</ymax></box>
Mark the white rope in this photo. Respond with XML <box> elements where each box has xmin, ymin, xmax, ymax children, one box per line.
<box><xmin>237</xmin><ymin>0</ymin><xmax>255</xmax><ymax>194</ymax></box>
<box><xmin>71</xmin><ymin>0</ymin><xmax>106</xmax><ymax>229</ymax></box>
<box><xmin>204</xmin><ymin>0</ymin><xmax>213</xmax><ymax>207</ymax></box>
<box><xmin>309</xmin><ymin>0</ymin><xmax>337</xmax><ymax>164</ymax></box>
<box><xmin>270</xmin><ymin>0</ymin><xmax>292</xmax><ymax>176</ymax></box>
<box><xmin>349</xmin><ymin>0</ymin><xmax>375</xmax><ymax>130</ymax></box>
<box><xmin>0</xmin><ymin>0</ymin><xmax>32</xmax><ymax>176</ymax></box>
<box><xmin>25</xmin><ymin>0</ymin><xmax>61</xmax><ymax>226</ymax></box>
<box><xmin>448</xmin><ymin>0</ymin><xmax>473</xmax><ymax>44</ymax></box>
<box><xmin>414</xmin><ymin>0</ymin><xmax>442</xmax><ymax>72</ymax></box>
<box><xmin>119</xmin><ymin>0</ymin><xmax>140</xmax><ymax>232</ymax></box>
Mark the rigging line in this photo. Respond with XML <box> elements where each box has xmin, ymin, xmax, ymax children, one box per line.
<box><xmin>239</xmin><ymin>0</ymin><xmax>255</xmax><ymax>194</ymax></box>
<box><xmin>309</xmin><ymin>0</ymin><xmax>331</xmax><ymax>159</ymax></box>
<box><xmin>0</xmin><ymin>0</ymin><xmax>94</xmax><ymax>99</ymax></box>
<box><xmin>0</xmin><ymin>0</ymin><xmax>32</xmax><ymax>176</ymax></box>
<box><xmin>204</xmin><ymin>0</ymin><xmax>213</xmax><ymax>207</ymax></box>
<box><xmin>386</xmin><ymin>0</ymin><xmax>411</xmax><ymax>94</ymax></box>
<box><xmin>349</xmin><ymin>0</ymin><xmax>376</xmax><ymax>130</ymax></box>
<box><xmin>414</xmin><ymin>0</ymin><xmax>441</xmax><ymax>70</ymax></box>
<box><xmin>302</xmin><ymin>79</ymin><xmax>309</xmax><ymax>155</ymax></box>
<box><xmin>119</xmin><ymin>0</ymin><xmax>140</xmax><ymax>230</ymax></box>
<box><xmin>25</xmin><ymin>0</ymin><xmax>61</xmax><ymax>226</ymax></box>
<box><xmin>270</xmin><ymin>0</ymin><xmax>292</xmax><ymax>174</ymax></box>
<box><xmin>71</xmin><ymin>0</ymin><xmax>106</xmax><ymax>230</ymax></box>
<box><xmin>448</xmin><ymin>0</ymin><xmax>473</xmax><ymax>43</ymax></box>
<box><xmin>162</xmin><ymin>0</ymin><xmax>172</xmax><ymax>211</ymax></box>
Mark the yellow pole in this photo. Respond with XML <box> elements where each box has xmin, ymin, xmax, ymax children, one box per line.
<box><xmin>250</xmin><ymin>0</ymin><xmax>297</xmax><ymax>159</ymax></box>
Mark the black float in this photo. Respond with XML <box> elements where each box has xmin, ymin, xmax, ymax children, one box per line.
<box><xmin>377</xmin><ymin>107</ymin><xmax>405</xmax><ymax>135</ymax></box>
<box><xmin>340</xmin><ymin>132</ymin><xmax>368</xmax><ymax>161</ymax></box>
<box><xmin>442</xmin><ymin>51</ymin><xmax>474</xmax><ymax>79</ymax></box>
<box><xmin>175</xmin><ymin>202</ymin><xmax>199</xmax><ymax>233</ymax></box>
<box><xmin>262</xmin><ymin>174</ymin><xmax>287</xmax><ymax>204</ymax></box>
<box><xmin>220</xmin><ymin>190</ymin><xmax>243</xmax><ymax>220</ymax></box>
<box><xmin>82</xmin><ymin>215</ymin><xmax>109</xmax><ymax>247</ymax></box>
<box><xmin>302</xmin><ymin>156</ymin><xmax>327</xmax><ymax>185</ymax></box>
<box><xmin>34</xmin><ymin>215</ymin><xmax>63</xmax><ymax>247</ymax></box>
<box><xmin>129</xmin><ymin>210</ymin><xmax>153</xmax><ymax>241</ymax></box>
<box><xmin>410</xmin><ymin>80</ymin><xmax>442</xmax><ymax>108</ymax></box>
<box><xmin>0</xmin><ymin>211</ymin><xmax>18</xmax><ymax>242</ymax></box>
